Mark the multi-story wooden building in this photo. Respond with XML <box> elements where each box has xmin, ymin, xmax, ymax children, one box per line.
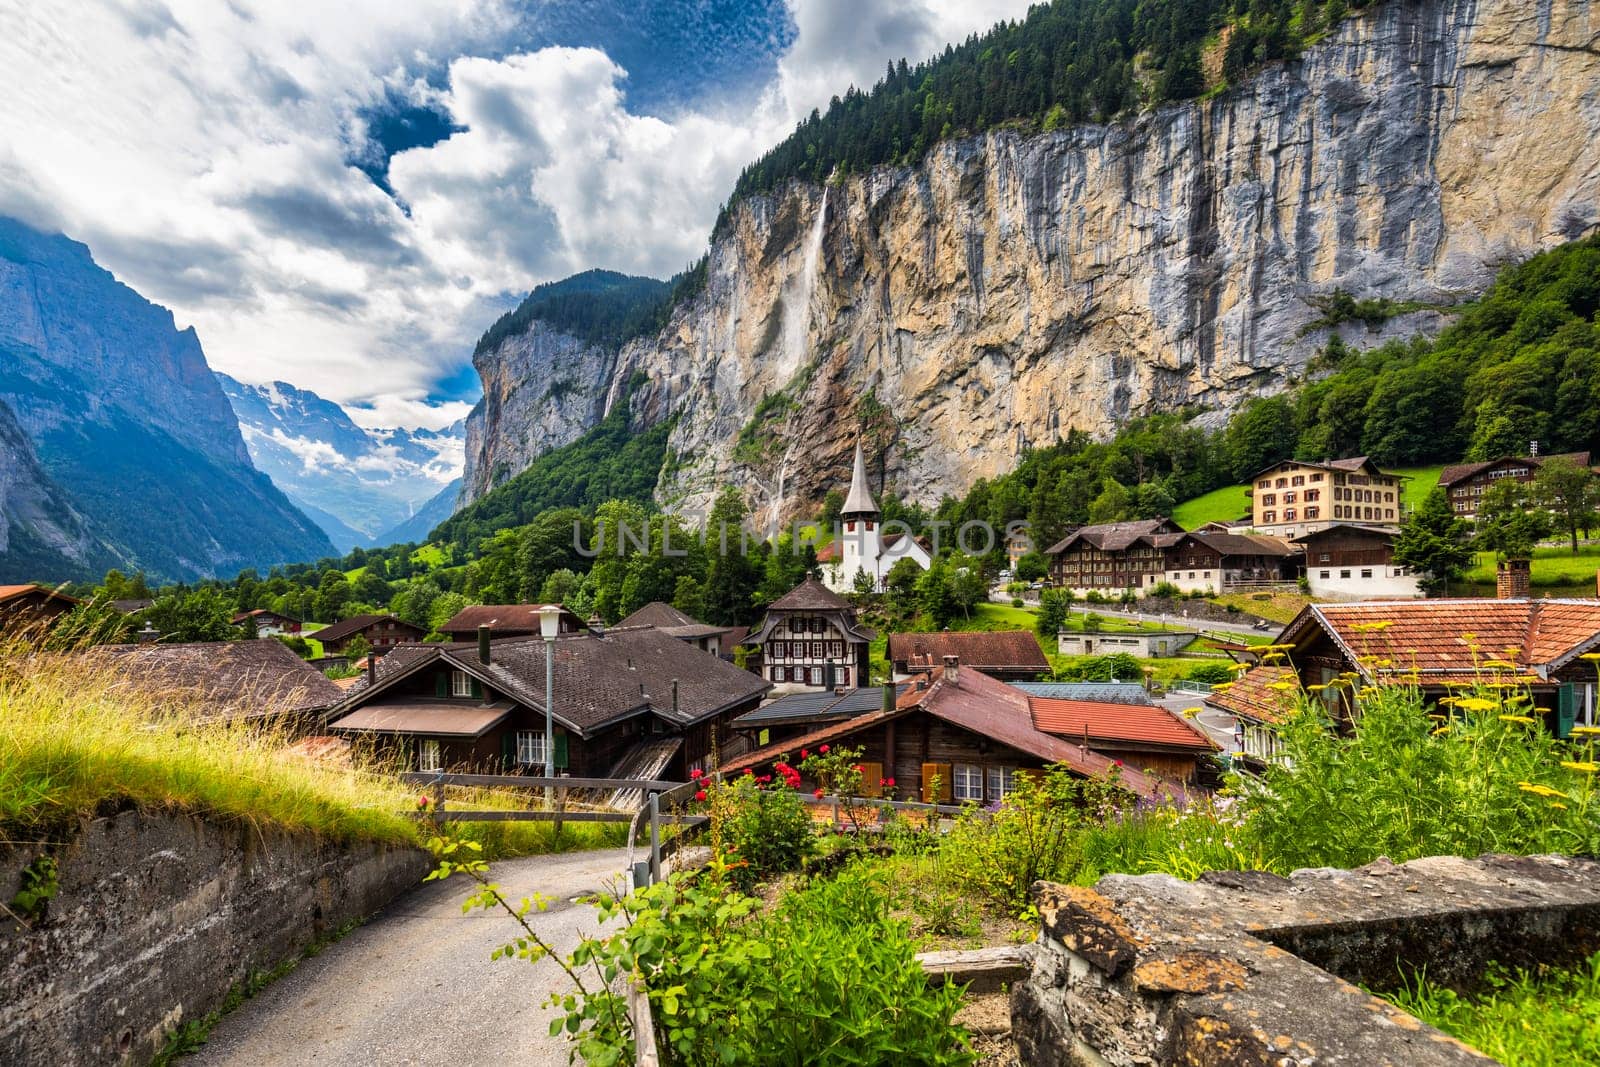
<box><xmin>1159</xmin><ymin>531</ymin><xmax>1300</xmax><ymax>594</ymax></box>
<box><xmin>752</xmin><ymin>576</ymin><xmax>875</xmax><ymax>690</ymax></box>
<box><xmin>1247</xmin><ymin>457</ymin><xmax>1401</xmax><ymax>540</ymax></box>
<box><xmin>1437</xmin><ymin>452</ymin><xmax>1593</xmax><ymax>519</ymax></box>
<box><xmin>1044</xmin><ymin>519</ymin><xmax>1182</xmax><ymax>594</ymax></box>
<box><xmin>326</xmin><ymin>625</ymin><xmax>770</xmax><ymax>778</ymax></box>
<box><xmin>314</xmin><ymin>613</ymin><xmax>427</xmax><ymax>655</ymax></box>
<box><xmin>722</xmin><ymin>658</ymin><xmax>1177</xmax><ymax>802</ymax></box>
<box><xmin>1290</xmin><ymin>524</ymin><xmax>1421</xmax><ymax>600</ymax></box>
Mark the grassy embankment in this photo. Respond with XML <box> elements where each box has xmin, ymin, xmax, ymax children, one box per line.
<box><xmin>0</xmin><ymin>647</ymin><xmax>623</xmax><ymax>858</ymax></box>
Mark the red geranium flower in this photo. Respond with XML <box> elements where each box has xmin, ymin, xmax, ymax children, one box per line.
<box><xmin>694</xmin><ymin>789</ymin><xmax>707</xmax><ymax>802</ymax></box>
<box><xmin>1114</xmin><ymin>760</ymin><xmax>1124</xmax><ymax>767</ymax></box>
<box><xmin>813</xmin><ymin>788</ymin><xmax>825</xmax><ymax>799</ymax></box>
<box><xmin>416</xmin><ymin>795</ymin><xmax>430</xmax><ymax>808</ymax></box>
<box><xmin>885</xmin><ymin>777</ymin><xmax>895</xmax><ymax>787</ymax></box>
<box><xmin>800</xmin><ymin>749</ymin><xmax>810</xmax><ymax>759</ymax></box>
<box><xmin>690</xmin><ymin>768</ymin><xmax>704</xmax><ymax>779</ymax></box>
<box><xmin>819</xmin><ymin>745</ymin><xmax>829</xmax><ymax>754</ymax></box>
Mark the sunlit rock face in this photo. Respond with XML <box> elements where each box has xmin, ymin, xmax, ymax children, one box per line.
<box><xmin>477</xmin><ymin>0</ymin><xmax>1600</xmax><ymax>523</ymax></box>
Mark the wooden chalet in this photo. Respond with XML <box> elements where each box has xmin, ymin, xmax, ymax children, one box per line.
<box><xmin>730</xmin><ymin>684</ymin><xmax>910</xmax><ymax>749</ymax></box>
<box><xmin>1160</xmin><ymin>530</ymin><xmax>1299</xmax><ymax>594</ymax></box>
<box><xmin>231</xmin><ymin>608</ymin><xmax>303</xmax><ymax>637</ymax></box>
<box><xmin>438</xmin><ymin>604</ymin><xmax>589</xmax><ymax>643</ymax></box>
<box><xmin>1438</xmin><ymin>452</ymin><xmax>1594</xmax><ymax>520</ymax></box>
<box><xmin>325</xmin><ymin>625</ymin><xmax>771</xmax><ymax>779</ymax></box>
<box><xmin>0</xmin><ymin>583</ymin><xmax>81</xmax><ymax>633</ymax></box>
<box><xmin>1026</xmin><ymin>695</ymin><xmax>1217</xmax><ymax>784</ymax></box>
<box><xmin>82</xmin><ymin>639</ymin><xmax>343</xmax><ymax>730</ymax></box>
<box><xmin>753</xmin><ymin>576</ymin><xmax>874</xmax><ymax>690</ymax></box>
<box><xmin>1289</xmin><ymin>524</ymin><xmax>1421</xmax><ymax>599</ymax></box>
<box><xmin>1206</xmin><ymin>599</ymin><xmax>1600</xmax><ymax>750</ymax></box>
<box><xmin>1044</xmin><ymin>519</ymin><xmax>1182</xmax><ymax>594</ymax></box>
<box><xmin>617</xmin><ymin>602</ymin><xmax>730</xmax><ymax>655</ymax></box>
<box><xmin>888</xmin><ymin>630</ymin><xmax>1050</xmax><ymax>683</ymax></box>
<box><xmin>315</xmin><ymin>614</ymin><xmax>427</xmax><ymax>655</ymax></box>
<box><xmin>721</xmin><ymin>657</ymin><xmax>1175</xmax><ymax>803</ymax></box>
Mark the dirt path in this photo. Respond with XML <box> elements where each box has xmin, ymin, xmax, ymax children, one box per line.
<box><xmin>189</xmin><ymin>848</ymin><xmax>633</xmax><ymax>1066</ymax></box>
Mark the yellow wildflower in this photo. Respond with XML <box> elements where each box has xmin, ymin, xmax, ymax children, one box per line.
<box><xmin>1550</xmin><ymin>802</ymin><xmax>1569</xmax><ymax>810</ymax></box>
<box><xmin>1572</xmin><ymin>726</ymin><xmax>1600</xmax><ymax>736</ymax></box>
<box><xmin>1454</xmin><ymin>698</ymin><xmax>1495</xmax><ymax>712</ymax></box>
<box><xmin>1579</xmin><ymin>652</ymin><xmax>1600</xmax><ymax>662</ymax></box>
<box><xmin>1517</xmin><ymin>782</ymin><xmax>1568</xmax><ymax>799</ymax></box>
<box><xmin>1559</xmin><ymin>761</ymin><xmax>1599</xmax><ymax>774</ymax></box>
<box><xmin>1268</xmin><ymin>682</ymin><xmax>1294</xmax><ymax>692</ymax></box>
<box><xmin>1498</xmin><ymin>714</ymin><xmax>1537</xmax><ymax>725</ymax></box>
<box><xmin>1481</xmin><ymin>659</ymin><xmax>1518</xmax><ymax>670</ymax></box>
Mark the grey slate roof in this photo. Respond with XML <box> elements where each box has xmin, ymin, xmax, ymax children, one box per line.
<box><xmin>1008</xmin><ymin>682</ymin><xmax>1155</xmax><ymax>706</ymax></box>
<box><xmin>617</xmin><ymin>601</ymin><xmax>730</xmax><ymax>640</ymax></box>
<box><xmin>732</xmin><ymin>684</ymin><xmax>908</xmax><ymax>727</ymax></box>
<box><xmin>767</xmin><ymin>575</ymin><xmax>853</xmax><ymax>612</ymax></box>
<box><xmin>1044</xmin><ymin>518</ymin><xmax>1181</xmax><ymax>555</ymax></box>
<box><xmin>331</xmin><ymin>625</ymin><xmax>770</xmax><ymax>738</ymax></box>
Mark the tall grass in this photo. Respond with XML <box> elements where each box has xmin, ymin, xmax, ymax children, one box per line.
<box><xmin>0</xmin><ymin>642</ymin><xmax>623</xmax><ymax>857</ymax></box>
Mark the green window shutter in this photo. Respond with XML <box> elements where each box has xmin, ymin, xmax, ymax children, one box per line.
<box><xmin>470</xmin><ymin>678</ymin><xmax>482</xmax><ymax>700</ymax></box>
<box><xmin>1555</xmin><ymin>683</ymin><xmax>1577</xmax><ymax>739</ymax></box>
<box><xmin>434</xmin><ymin>673</ymin><xmax>448</xmax><ymax>697</ymax></box>
<box><xmin>501</xmin><ymin>730</ymin><xmax>516</xmax><ymax>769</ymax></box>
<box><xmin>554</xmin><ymin>733</ymin><xmax>569</xmax><ymax>770</ymax></box>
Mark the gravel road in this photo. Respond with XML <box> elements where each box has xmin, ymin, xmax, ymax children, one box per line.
<box><xmin>189</xmin><ymin>848</ymin><xmax>633</xmax><ymax>1067</ymax></box>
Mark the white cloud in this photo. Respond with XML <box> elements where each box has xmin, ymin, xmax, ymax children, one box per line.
<box><xmin>1</xmin><ymin>0</ymin><xmax>1030</xmax><ymax>432</ymax></box>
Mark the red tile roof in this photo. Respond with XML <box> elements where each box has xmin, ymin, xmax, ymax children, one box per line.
<box><xmin>1285</xmin><ymin>599</ymin><xmax>1600</xmax><ymax>680</ymax></box>
<box><xmin>1029</xmin><ymin>697</ymin><xmax>1217</xmax><ymax>751</ymax></box>
<box><xmin>1202</xmin><ymin>665</ymin><xmax>1301</xmax><ymax>725</ymax></box>
<box><xmin>0</xmin><ymin>584</ymin><xmax>82</xmax><ymax>607</ymax></box>
<box><xmin>888</xmin><ymin>631</ymin><xmax>1049</xmax><ymax>672</ymax></box>
<box><xmin>721</xmin><ymin>662</ymin><xmax>1175</xmax><ymax>799</ymax></box>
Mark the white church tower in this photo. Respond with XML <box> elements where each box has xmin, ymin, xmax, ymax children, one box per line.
<box><xmin>838</xmin><ymin>440</ymin><xmax>882</xmax><ymax>590</ymax></box>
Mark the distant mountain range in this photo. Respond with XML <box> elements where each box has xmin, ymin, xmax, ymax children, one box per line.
<box><xmin>0</xmin><ymin>216</ymin><xmax>335</xmax><ymax>583</ymax></box>
<box><xmin>217</xmin><ymin>374</ymin><xmax>463</xmax><ymax>551</ymax></box>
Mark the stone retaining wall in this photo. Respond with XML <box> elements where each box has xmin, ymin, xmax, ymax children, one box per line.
<box><xmin>1013</xmin><ymin>854</ymin><xmax>1600</xmax><ymax>1066</ymax></box>
<box><xmin>0</xmin><ymin>808</ymin><xmax>430</xmax><ymax>1065</ymax></box>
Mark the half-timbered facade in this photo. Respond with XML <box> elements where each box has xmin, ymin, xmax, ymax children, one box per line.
<box><xmin>753</xmin><ymin>576</ymin><xmax>874</xmax><ymax>690</ymax></box>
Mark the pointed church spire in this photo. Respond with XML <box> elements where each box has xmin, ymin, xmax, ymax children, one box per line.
<box><xmin>841</xmin><ymin>439</ymin><xmax>878</xmax><ymax>518</ymax></box>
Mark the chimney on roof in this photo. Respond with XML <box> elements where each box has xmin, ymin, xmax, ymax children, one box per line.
<box><xmin>835</xmin><ymin>684</ymin><xmax>846</xmax><ymax>696</ymax></box>
<box><xmin>882</xmin><ymin>683</ymin><xmax>895</xmax><ymax>713</ymax></box>
<box><xmin>942</xmin><ymin>655</ymin><xmax>959</xmax><ymax>685</ymax></box>
<box><xmin>477</xmin><ymin>624</ymin><xmax>491</xmax><ymax>665</ymax></box>
<box><xmin>588</xmin><ymin>613</ymin><xmax>605</xmax><ymax>637</ymax></box>
<box><xmin>365</xmin><ymin>651</ymin><xmax>377</xmax><ymax>687</ymax></box>
<box><xmin>136</xmin><ymin>622</ymin><xmax>159</xmax><ymax>644</ymax></box>
<box><xmin>672</xmin><ymin>679</ymin><xmax>679</xmax><ymax>718</ymax></box>
<box><xmin>1496</xmin><ymin>558</ymin><xmax>1531</xmax><ymax>600</ymax></box>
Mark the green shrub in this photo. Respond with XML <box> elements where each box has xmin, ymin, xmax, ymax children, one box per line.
<box><xmin>1238</xmin><ymin>683</ymin><xmax>1600</xmax><ymax>871</ymax></box>
<box><xmin>708</xmin><ymin>770</ymin><xmax>816</xmax><ymax>892</ymax></box>
<box><xmin>1011</xmin><ymin>597</ymin><xmax>1025</xmax><ymax>608</ymax></box>
<box><xmin>1186</xmin><ymin>662</ymin><xmax>1236</xmax><ymax>685</ymax></box>
<box><xmin>1147</xmin><ymin>581</ymin><xmax>1182</xmax><ymax>599</ymax></box>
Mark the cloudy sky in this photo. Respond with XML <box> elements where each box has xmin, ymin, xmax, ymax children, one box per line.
<box><xmin>1</xmin><ymin>0</ymin><xmax>1030</xmax><ymax>430</ymax></box>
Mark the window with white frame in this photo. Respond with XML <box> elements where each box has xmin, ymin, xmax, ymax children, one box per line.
<box><xmin>953</xmin><ymin>763</ymin><xmax>983</xmax><ymax>801</ymax></box>
<box><xmin>809</xmin><ymin>666</ymin><xmax>822</xmax><ymax>686</ymax></box>
<box><xmin>418</xmin><ymin>739</ymin><xmax>443</xmax><ymax>772</ymax></box>
<box><xmin>450</xmin><ymin>670</ymin><xmax>473</xmax><ymax>697</ymax></box>
<box><xmin>986</xmin><ymin>766</ymin><xmax>1017</xmax><ymax>800</ymax></box>
<box><xmin>517</xmin><ymin>730</ymin><xmax>546</xmax><ymax>766</ymax></box>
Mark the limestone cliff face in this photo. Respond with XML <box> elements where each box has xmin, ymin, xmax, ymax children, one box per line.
<box><xmin>460</xmin><ymin>324</ymin><xmax>618</xmax><ymax>504</ymax></box>
<box><xmin>484</xmin><ymin>0</ymin><xmax>1600</xmax><ymax>523</ymax></box>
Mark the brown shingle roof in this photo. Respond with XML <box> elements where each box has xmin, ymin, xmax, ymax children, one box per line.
<box><xmin>85</xmin><ymin>639</ymin><xmax>343</xmax><ymax>719</ymax></box>
<box><xmin>1175</xmin><ymin>531</ymin><xmax>1298</xmax><ymax>558</ymax></box>
<box><xmin>314</xmin><ymin>614</ymin><xmax>425</xmax><ymax>644</ymax></box>
<box><xmin>888</xmin><ymin>631</ymin><xmax>1049</xmax><ymax>673</ymax></box>
<box><xmin>1030</xmin><ymin>697</ymin><xmax>1217</xmax><ymax>750</ymax></box>
<box><xmin>332</xmin><ymin>626</ymin><xmax>770</xmax><ymax>737</ymax></box>
<box><xmin>439</xmin><ymin>604</ymin><xmax>588</xmax><ymax>635</ymax></box>
<box><xmin>1438</xmin><ymin>452</ymin><xmax>1592</xmax><ymax>487</ymax></box>
<box><xmin>1044</xmin><ymin>519</ymin><xmax>1180</xmax><ymax>555</ymax></box>
<box><xmin>767</xmin><ymin>575</ymin><xmax>852</xmax><ymax>611</ymax></box>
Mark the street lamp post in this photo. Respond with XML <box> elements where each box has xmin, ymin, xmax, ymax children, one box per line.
<box><xmin>538</xmin><ymin>604</ymin><xmax>562</xmax><ymax>796</ymax></box>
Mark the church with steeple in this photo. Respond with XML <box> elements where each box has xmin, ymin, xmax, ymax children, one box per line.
<box><xmin>820</xmin><ymin>442</ymin><xmax>932</xmax><ymax>593</ymax></box>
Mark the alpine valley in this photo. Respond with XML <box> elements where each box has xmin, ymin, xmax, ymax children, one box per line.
<box><xmin>459</xmin><ymin>0</ymin><xmax>1600</xmax><ymax>528</ymax></box>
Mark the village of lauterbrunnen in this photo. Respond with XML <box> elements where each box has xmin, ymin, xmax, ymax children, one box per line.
<box><xmin>6</xmin><ymin>1</ymin><xmax>1600</xmax><ymax>1064</ymax></box>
